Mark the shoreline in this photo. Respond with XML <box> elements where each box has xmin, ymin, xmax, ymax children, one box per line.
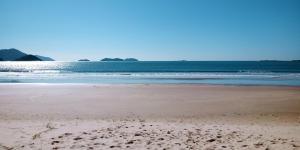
<box><xmin>1</xmin><ymin>84</ymin><xmax>300</xmax><ymax>120</ymax></box>
<box><xmin>1</xmin><ymin>82</ymin><xmax>300</xmax><ymax>87</ymax></box>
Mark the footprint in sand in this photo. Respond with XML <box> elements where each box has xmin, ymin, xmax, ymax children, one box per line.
<box><xmin>73</xmin><ymin>137</ymin><xmax>83</xmax><ymax>140</ymax></box>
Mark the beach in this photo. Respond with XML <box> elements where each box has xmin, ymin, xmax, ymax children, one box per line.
<box><xmin>2</xmin><ymin>0</ymin><xmax>300</xmax><ymax>149</ymax></box>
<box><xmin>0</xmin><ymin>84</ymin><xmax>300</xmax><ymax>150</ymax></box>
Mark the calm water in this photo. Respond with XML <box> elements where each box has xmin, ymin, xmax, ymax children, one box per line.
<box><xmin>0</xmin><ymin>61</ymin><xmax>300</xmax><ymax>86</ymax></box>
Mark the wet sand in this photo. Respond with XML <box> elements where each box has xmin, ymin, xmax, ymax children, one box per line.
<box><xmin>0</xmin><ymin>84</ymin><xmax>300</xmax><ymax>149</ymax></box>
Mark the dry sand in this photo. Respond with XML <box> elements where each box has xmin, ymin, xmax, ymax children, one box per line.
<box><xmin>0</xmin><ymin>84</ymin><xmax>300</xmax><ymax>150</ymax></box>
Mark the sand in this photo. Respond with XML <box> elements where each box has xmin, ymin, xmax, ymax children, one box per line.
<box><xmin>0</xmin><ymin>84</ymin><xmax>300</xmax><ymax>150</ymax></box>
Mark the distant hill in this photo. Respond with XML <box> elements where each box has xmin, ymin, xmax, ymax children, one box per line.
<box><xmin>259</xmin><ymin>60</ymin><xmax>300</xmax><ymax>62</ymax></box>
<box><xmin>0</xmin><ymin>48</ymin><xmax>27</xmax><ymax>61</ymax></box>
<box><xmin>0</xmin><ymin>48</ymin><xmax>54</xmax><ymax>61</ymax></box>
<box><xmin>15</xmin><ymin>55</ymin><xmax>42</xmax><ymax>61</ymax></box>
<box><xmin>101</xmin><ymin>58</ymin><xmax>139</xmax><ymax>61</ymax></box>
<box><xmin>35</xmin><ymin>55</ymin><xmax>55</xmax><ymax>61</ymax></box>
<box><xmin>259</xmin><ymin>60</ymin><xmax>282</xmax><ymax>62</ymax></box>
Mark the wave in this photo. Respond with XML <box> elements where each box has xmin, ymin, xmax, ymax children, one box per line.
<box><xmin>1</xmin><ymin>71</ymin><xmax>299</xmax><ymax>79</ymax></box>
<box><xmin>1</xmin><ymin>69</ymin><xmax>299</xmax><ymax>73</ymax></box>
<box><xmin>238</xmin><ymin>70</ymin><xmax>273</xmax><ymax>73</ymax></box>
<box><xmin>0</xmin><ymin>72</ymin><xmax>300</xmax><ymax>85</ymax></box>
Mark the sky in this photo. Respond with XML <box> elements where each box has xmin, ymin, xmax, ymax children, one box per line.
<box><xmin>0</xmin><ymin>0</ymin><xmax>300</xmax><ymax>61</ymax></box>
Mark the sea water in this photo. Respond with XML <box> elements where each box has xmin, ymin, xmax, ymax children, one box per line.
<box><xmin>0</xmin><ymin>61</ymin><xmax>300</xmax><ymax>86</ymax></box>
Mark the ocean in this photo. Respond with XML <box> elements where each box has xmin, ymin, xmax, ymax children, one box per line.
<box><xmin>0</xmin><ymin>61</ymin><xmax>300</xmax><ymax>86</ymax></box>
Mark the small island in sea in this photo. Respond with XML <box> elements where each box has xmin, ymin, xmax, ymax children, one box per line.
<box><xmin>101</xmin><ymin>58</ymin><xmax>139</xmax><ymax>61</ymax></box>
<box><xmin>124</xmin><ymin>58</ymin><xmax>139</xmax><ymax>61</ymax></box>
<box><xmin>78</xmin><ymin>59</ymin><xmax>90</xmax><ymax>61</ymax></box>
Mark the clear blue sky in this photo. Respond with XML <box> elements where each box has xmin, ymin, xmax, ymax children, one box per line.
<box><xmin>0</xmin><ymin>0</ymin><xmax>299</xmax><ymax>61</ymax></box>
